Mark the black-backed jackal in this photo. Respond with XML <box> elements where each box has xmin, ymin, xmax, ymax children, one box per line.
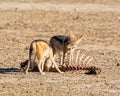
<box><xmin>25</xmin><ymin>39</ymin><xmax>62</xmax><ymax>74</ymax></box>
<box><xmin>50</xmin><ymin>31</ymin><xmax>83</xmax><ymax>66</ymax></box>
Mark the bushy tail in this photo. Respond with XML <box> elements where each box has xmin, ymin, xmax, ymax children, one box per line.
<box><xmin>29</xmin><ymin>41</ymin><xmax>36</xmax><ymax>71</ymax></box>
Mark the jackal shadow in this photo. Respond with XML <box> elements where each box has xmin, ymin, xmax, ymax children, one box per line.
<box><xmin>0</xmin><ymin>68</ymin><xmax>20</xmax><ymax>74</ymax></box>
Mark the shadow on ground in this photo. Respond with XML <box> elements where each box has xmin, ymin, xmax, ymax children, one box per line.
<box><xmin>0</xmin><ymin>68</ymin><xmax>20</xmax><ymax>74</ymax></box>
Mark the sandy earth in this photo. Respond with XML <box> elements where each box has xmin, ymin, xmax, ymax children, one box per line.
<box><xmin>0</xmin><ymin>0</ymin><xmax>120</xmax><ymax>96</ymax></box>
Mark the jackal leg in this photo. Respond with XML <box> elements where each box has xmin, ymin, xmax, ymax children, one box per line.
<box><xmin>59</xmin><ymin>52</ymin><xmax>66</xmax><ymax>66</ymax></box>
<box><xmin>25</xmin><ymin>60</ymin><xmax>30</xmax><ymax>74</ymax></box>
<box><xmin>52</xmin><ymin>58</ymin><xmax>63</xmax><ymax>73</ymax></box>
<box><xmin>44</xmin><ymin>58</ymin><xmax>51</xmax><ymax>72</ymax></box>
<box><xmin>41</xmin><ymin>58</ymin><xmax>46</xmax><ymax>71</ymax></box>
<box><xmin>65</xmin><ymin>52</ymin><xmax>69</xmax><ymax>67</ymax></box>
<box><xmin>38</xmin><ymin>59</ymin><xmax>45</xmax><ymax>75</ymax></box>
<box><xmin>62</xmin><ymin>52</ymin><xmax>67</xmax><ymax>66</ymax></box>
<box><xmin>60</xmin><ymin>53</ymin><xmax>63</xmax><ymax>66</ymax></box>
<box><xmin>51</xmin><ymin>54</ymin><xmax>56</xmax><ymax>68</ymax></box>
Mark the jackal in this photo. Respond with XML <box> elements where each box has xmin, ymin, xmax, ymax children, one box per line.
<box><xmin>25</xmin><ymin>39</ymin><xmax>62</xmax><ymax>74</ymax></box>
<box><xmin>50</xmin><ymin>31</ymin><xmax>83</xmax><ymax>66</ymax></box>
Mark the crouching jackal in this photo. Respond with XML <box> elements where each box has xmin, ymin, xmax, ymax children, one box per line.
<box><xmin>25</xmin><ymin>39</ymin><xmax>63</xmax><ymax>74</ymax></box>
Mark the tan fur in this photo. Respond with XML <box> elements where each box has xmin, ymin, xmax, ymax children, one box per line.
<box><xmin>50</xmin><ymin>31</ymin><xmax>83</xmax><ymax>66</ymax></box>
<box><xmin>25</xmin><ymin>40</ymin><xmax>62</xmax><ymax>74</ymax></box>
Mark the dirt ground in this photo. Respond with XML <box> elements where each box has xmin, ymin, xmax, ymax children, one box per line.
<box><xmin>0</xmin><ymin>0</ymin><xmax>120</xmax><ymax>96</ymax></box>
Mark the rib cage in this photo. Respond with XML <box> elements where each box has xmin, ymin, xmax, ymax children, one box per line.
<box><xmin>55</xmin><ymin>48</ymin><xmax>101</xmax><ymax>75</ymax></box>
<box><xmin>64</xmin><ymin>49</ymin><xmax>94</xmax><ymax>68</ymax></box>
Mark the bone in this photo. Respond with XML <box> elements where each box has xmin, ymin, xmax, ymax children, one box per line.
<box><xmin>60</xmin><ymin>53</ymin><xmax>63</xmax><ymax>66</ymax></box>
<box><xmin>65</xmin><ymin>51</ymin><xmax>69</xmax><ymax>67</ymax></box>
<box><xmin>86</xmin><ymin>57</ymin><xmax>93</xmax><ymax>65</ymax></box>
<box><xmin>76</xmin><ymin>50</ymin><xmax>80</xmax><ymax>65</ymax></box>
<box><xmin>63</xmin><ymin>48</ymin><xmax>94</xmax><ymax>71</ymax></box>
<box><xmin>83</xmin><ymin>56</ymin><xmax>90</xmax><ymax>65</ymax></box>
<box><xmin>71</xmin><ymin>49</ymin><xmax>74</xmax><ymax>67</ymax></box>
<box><xmin>69</xmin><ymin>49</ymin><xmax>72</xmax><ymax>66</ymax></box>
<box><xmin>79</xmin><ymin>54</ymin><xmax>85</xmax><ymax>67</ymax></box>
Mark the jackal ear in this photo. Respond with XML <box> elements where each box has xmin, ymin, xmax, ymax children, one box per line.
<box><xmin>76</xmin><ymin>34</ymin><xmax>83</xmax><ymax>43</ymax></box>
<box><xmin>69</xmin><ymin>31</ymin><xmax>75</xmax><ymax>40</ymax></box>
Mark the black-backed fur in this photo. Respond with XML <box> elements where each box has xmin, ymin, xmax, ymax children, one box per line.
<box><xmin>51</xmin><ymin>35</ymin><xmax>70</xmax><ymax>46</ymax></box>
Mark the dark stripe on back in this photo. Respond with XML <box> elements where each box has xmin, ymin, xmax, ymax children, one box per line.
<box><xmin>52</xmin><ymin>35</ymin><xmax>70</xmax><ymax>45</ymax></box>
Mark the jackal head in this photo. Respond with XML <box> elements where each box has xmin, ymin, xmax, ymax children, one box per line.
<box><xmin>67</xmin><ymin>31</ymin><xmax>83</xmax><ymax>50</ymax></box>
<box><xmin>20</xmin><ymin>60</ymin><xmax>29</xmax><ymax>72</ymax></box>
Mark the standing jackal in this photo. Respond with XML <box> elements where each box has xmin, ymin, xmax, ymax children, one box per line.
<box><xmin>50</xmin><ymin>31</ymin><xmax>83</xmax><ymax>66</ymax></box>
<box><xmin>25</xmin><ymin>39</ymin><xmax>62</xmax><ymax>74</ymax></box>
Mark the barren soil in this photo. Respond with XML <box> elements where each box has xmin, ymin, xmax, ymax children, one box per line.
<box><xmin>0</xmin><ymin>0</ymin><xmax>120</xmax><ymax>96</ymax></box>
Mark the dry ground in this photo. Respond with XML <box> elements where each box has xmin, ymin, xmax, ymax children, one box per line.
<box><xmin>0</xmin><ymin>0</ymin><xmax>120</xmax><ymax>96</ymax></box>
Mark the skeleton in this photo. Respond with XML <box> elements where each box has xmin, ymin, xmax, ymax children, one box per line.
<box><xmin>65</xmin><ymin>49</ymin><xmax>93</xmax><ymax>68</ymax></box>
<box><xmin>21</xmin><ymin>49</ymin><xmax>101</xmax><ymax>75</ymax></box>
<box><xmin>56</xmin><ymin>48</ymin><xmax>101</xmax><ymax>75</ymax></box>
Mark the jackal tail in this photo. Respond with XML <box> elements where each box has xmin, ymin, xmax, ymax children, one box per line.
<box><xmin>29</xmin><ymin>40</ymin><xmax>36</xmax><ymax>71</ymax></box>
